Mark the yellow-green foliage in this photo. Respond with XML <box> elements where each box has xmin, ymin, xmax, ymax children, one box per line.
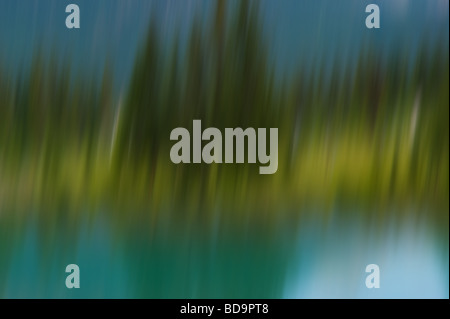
<box><xmin>0</xmin><ymin>1</ymin><xmax>448</xmax><ymax>229</ymax></box>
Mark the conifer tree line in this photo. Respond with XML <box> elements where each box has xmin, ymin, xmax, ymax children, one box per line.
<box><xmin>0</xmin><ymin>1</ymin><xmax>447</xmax><ymax>224</ymax></box>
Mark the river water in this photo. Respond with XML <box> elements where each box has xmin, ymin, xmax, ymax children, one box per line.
<box><xmin>0</xmin><ymin>209</ymin><xmax>448</xmax><ymax>298</ymax></box>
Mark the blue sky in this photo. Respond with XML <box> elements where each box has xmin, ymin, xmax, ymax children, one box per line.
<box><xmin>0</xmin><ymin>0</ymin><xmax>448</xmax><ymax>91</ymax></box>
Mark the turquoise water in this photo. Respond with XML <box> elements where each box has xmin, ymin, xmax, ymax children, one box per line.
<box><xmin>0</xmin><ymin>210</ymin><xmax>448</xmax><ymax>298</ymax></box>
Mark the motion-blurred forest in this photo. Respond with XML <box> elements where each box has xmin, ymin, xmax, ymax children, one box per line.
<box><xmin>0</xmin><ymin>1</ymin><xmax>448</xmax><ymax>233</ymax></box>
